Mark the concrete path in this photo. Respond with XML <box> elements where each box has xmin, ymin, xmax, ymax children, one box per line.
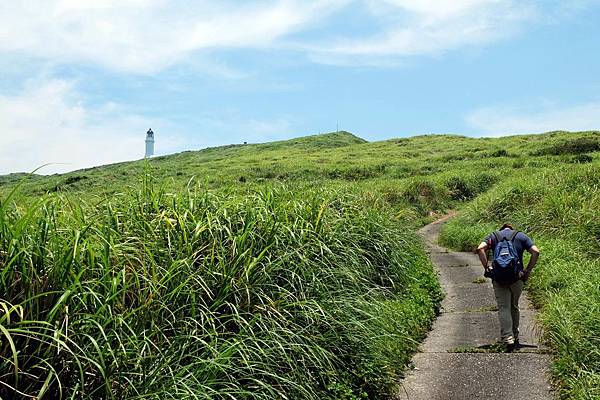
<box><xmin>397</xmin><ymin>215</ymin><xmax>554</xmax><ymax>399</ymax></box>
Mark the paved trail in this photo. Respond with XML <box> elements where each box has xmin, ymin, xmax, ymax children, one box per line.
<box><xmin>397</xmin><ymin>215</ymin><xmax>554</xmax><ymax>399</ymax></box>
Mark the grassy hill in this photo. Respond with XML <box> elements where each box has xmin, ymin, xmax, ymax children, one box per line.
<box><xmin>1</xmin><ymin>130</ymin><xmax>599</xmax><ymax>399</ymax></box>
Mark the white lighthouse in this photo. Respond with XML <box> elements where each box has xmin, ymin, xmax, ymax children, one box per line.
<box><xmin>145</xmin><ymin>128</ymin><xmax>155</xmax><ymax>158</ymax></box>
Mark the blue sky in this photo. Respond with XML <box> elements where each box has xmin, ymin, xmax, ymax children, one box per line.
<box><xmin>1</xmin><ymin>0</ymin><xmax>600</xmax><ymax>174</ymax></box>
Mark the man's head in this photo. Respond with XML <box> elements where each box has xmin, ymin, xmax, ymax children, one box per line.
<box><xmin>500</xmin><ymin>223</ymin><xmax>514</xmax><ymax>230</ymax></box>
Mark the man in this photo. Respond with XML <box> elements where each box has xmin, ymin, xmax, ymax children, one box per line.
<box><xmin>477</xmin><ymin>223</ymin><xmax>540</xmax><ymax>350</ymax></box>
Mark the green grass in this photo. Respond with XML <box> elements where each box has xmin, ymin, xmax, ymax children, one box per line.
<box><xmin>439</xmin><ymin>162</ymin><xmax>600</xmax><ymax>399</ymax></box>
<box><xmin>2</xmin><ymin>129</ymin><xmax>600</xmax><ymax>398</ymax></box>
<box><xmin>0</xmin><ymin>172</ymin><xmax>443</xmax><ymax>399</ymax></box>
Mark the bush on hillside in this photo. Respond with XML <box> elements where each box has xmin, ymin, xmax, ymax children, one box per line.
<box><xmin>64</xmin><ymin>175</ymin><xmax>88</xmax><ymax>185</ymax></box>
<box><xmin>326</xmin><ymin>164</ymin><xmax>386</xmax><ymax>180</ymax></box>
<box><xmin>511</xmin><ymin>160</ymin><xmax>525</xmax><ymax>169</ymax></box>
<box><xmin>533</xmin><ymin>137</ymin><xmax>600</xmax><ymax>156</ymax></box>
<box><xmin>400</xmin><ymin>179</ymin><xmax>449</xmax><ymax>215</ymax></box>
<box><xmin>570</xmin><ymin>154</ymin><xmax>593</xmax><ymax>164</ymax></box>
<box><xmin>443</xmin><ymin>173</ymin><xmax>498</xmax><ymax>202</ymax></box>
<box><xmin>488</xmin><ymin>149</ymin><xmax>510</xmax><ymax>157</ymax></box>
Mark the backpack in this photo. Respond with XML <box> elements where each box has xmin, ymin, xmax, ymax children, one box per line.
<box><xmin>491</xmin><ymin>230</ymin><xmax>521</xmax><ymax>283</ymax></box>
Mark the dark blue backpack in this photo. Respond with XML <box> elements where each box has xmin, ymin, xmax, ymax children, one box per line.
<box><xmin>492</xmin><ymin>230</ymin><xmax>520</xmax><ymax>283</ymax></box>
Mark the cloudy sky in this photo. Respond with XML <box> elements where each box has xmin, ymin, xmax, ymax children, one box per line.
<box><xmin>1</xmin><ymin>0</ymin><xmax>600</xmax><ymax>174</ymax></box>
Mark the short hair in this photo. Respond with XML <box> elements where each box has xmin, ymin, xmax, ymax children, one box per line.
<box><xmin>500</xmin><ymin>223</ymin><xmax>514</xmax><ymax>230</ymax></box>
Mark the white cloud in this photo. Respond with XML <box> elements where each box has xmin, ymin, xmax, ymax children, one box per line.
<box><xmin>307</xmin><ymin>0</ymin><xmax>536</xmax><ymax>62</ymax></box>
<box><xmin>465</xmin><ymin>101</ymin><xmax>600</xmax><ymax>136</ymax></box>
<box><xmin>0</xmin><ymin>1</ymin><xmax>549</xmax><ymax>72</ymax></box>
<box><xmin>0</xmin><ymin>79</ymin><xmax>182</xmax><ymax>175</ymax></box>
<box><xmin>0</xmin><ymin>0</ymin><xmax>348</xmax><ymax>73</ymax></box>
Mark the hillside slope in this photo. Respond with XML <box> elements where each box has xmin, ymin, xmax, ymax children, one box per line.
<box><xmin>1</xmin><ymin>129</ymin><xmax>599</xmax><ymax>399</ymax></box>
<box><xmin>4</xmin><ymin>130</ymin><xmax>599</xmax><ymax>205</ymax></box>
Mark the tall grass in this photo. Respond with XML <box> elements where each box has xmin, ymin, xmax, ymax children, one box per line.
<box><xmin>4</xmin><ymin>130</ymin><xmax>598</xmax><ymax>398</ymax></box>
<box><xmin>439</xmin><ymin>164</ymin><xmax>600</xmax><ymax>399</ymax></box>
<box><xmin>0</xmin><ymin>174</ymin><xmax>441</xmax><ymax>399</ymax></box>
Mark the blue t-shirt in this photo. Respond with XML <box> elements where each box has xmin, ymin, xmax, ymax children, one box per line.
<box><xmin>484</xmin><ymin>229</ymin><xmax>534</xmax><ymax>268</ymax></box>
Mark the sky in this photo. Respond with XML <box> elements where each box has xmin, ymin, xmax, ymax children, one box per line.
<box><xmin>1</xmin><ymin>0</ymin><xmax>600</xmax><ymax>174</ymax></box>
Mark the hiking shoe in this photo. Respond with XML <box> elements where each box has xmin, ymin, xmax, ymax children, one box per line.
<box><xmin>503</xmin><ymin>336</ymin><xmax>516</xmax><ymax>352</ymax></box>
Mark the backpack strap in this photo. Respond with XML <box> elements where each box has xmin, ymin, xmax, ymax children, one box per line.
<box><xmin>492</xmin><ymin>231</ymin><xmax>501</xmax><ymax>245</ymax></box>
<box><xmin>509</xmin><ymin>230</ymin><xmax>522</xmax><ymax>268</ymax></box>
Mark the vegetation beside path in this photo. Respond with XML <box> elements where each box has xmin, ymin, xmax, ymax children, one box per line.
<box><xmin>1</xmin><ymin>176</ymin><xmax>444</xmax><ymax>399</ymax></box>
<box><xmin>1</xmin><ymin>130</ymin><xmax>599</xmax><ymax>398</ymax></box>
<box><xmin>440</xmin><ymin>163</ymin><xmax>600</xmax><ymax>399</ymax></box>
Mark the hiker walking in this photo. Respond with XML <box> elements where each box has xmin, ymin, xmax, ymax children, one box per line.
<box><xmin>477</xmin><ymin>223</ymin><xmax>540</xmax><ymax>349</ymax></box>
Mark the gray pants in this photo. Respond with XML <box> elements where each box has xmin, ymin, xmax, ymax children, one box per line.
<box><xmin>492</xmin><ymin>279</ymin><xmax>524</xmax><ymax>342</ymax></box>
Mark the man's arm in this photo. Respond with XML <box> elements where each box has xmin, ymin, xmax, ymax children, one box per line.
<box><xmin>522</xmin><ymin>245</ymin><xmax>540</xmax><ymax>281</ymax></box>
<box><xmin>477</xmin><ymin>242</ymin><xmax>491</xmax><ymax>271</ymax></box>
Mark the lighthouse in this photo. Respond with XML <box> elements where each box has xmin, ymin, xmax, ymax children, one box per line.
<box><xmin>145</xmin><ymin>128</ymin><xmax>155</xmax><ymax>158</ymax></box>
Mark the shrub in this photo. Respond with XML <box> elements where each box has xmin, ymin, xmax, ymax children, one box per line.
<box><xmin>534</xmin><ymin>137</ymin><xmax>600</xmax><ymax>156</ymax></box>
<box><xmin>64</xmin><ymin>175</ymin><xmax>88</xmax><ymax>185</ymax></box>
<box><xmin>489</xmin><ymin>149</ymin><xmax>509</xmax><ymax>157</ymax></box>
<box><xmin>442</xmin><ymin>173</ymin><xmax>498</xmax><ymax>202</ymax></box>
<box><xmin>512</xmin><ymin>160</ymin><xmax>525</xmax><ymax>169</ymax></box>
<box><xmin>570</xmin><ymin>154</ymin><xmax>593</xmax><ymax>164</ymax></box>
<box><xmin>326</xmin><ymin>165</ymin><xmax>386</xmax><ymax>180</ymax></box>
